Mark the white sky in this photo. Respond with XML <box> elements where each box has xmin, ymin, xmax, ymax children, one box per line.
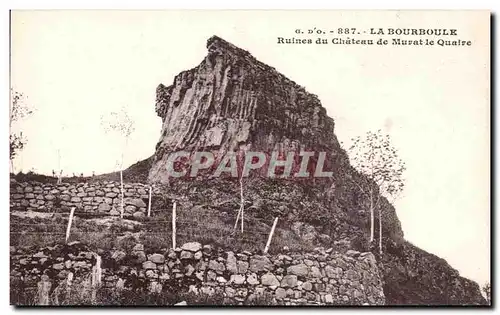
<box><xmin>10</xmin><ymin>10</ymin><xmax>490</xmax><ymax>286</ymax></box>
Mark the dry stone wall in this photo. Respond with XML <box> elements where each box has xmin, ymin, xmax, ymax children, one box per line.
<box><xmin>10</xmin><ymin>179</ymin><xmax>161</xmax><ymax>217</ymax></box>
<box><xmin>10</xmin><ymin>241</ymin><xmax>385</xmax><ymax>305</ymax></box>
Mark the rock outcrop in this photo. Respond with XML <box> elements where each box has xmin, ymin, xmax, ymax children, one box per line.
<box><xmin>144</xmin><ymin>36</ymin><xmax>487</xmax><ymax>305</ymax></box>
<box><xmin>381</xmin><ymin>240</ymin><xmax>486</xmax><ymax>305</ymax></box>
<box><xmin>150</xmin><ymin>35</ymin><xmax>340</xmax><ymax>179</ymax></box>
<box><xmin>9</xmin><ymin>36</ymin><xmax>486</xmax><ymax>305</ymax></box>
<box><xmin>149</xmin><ymin>35</ymin><xmax>404</xmax><ymax>243</ymax></box>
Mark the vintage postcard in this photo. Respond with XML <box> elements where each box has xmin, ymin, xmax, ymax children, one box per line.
<box><xmin>9</xmin><ymin>10</ymin><xmax>490</xmax><ymax>306</ymax></box>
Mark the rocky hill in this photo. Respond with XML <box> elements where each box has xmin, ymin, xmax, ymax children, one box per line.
<box><xmin>144</xmin><ymin>36</ymin><xmax>486</xmax><ymax>305</ymax></box>
<box><xmin>10</xmin><ymin>36</ymin><xmax>486</xmax><ymax>306</ymax></box>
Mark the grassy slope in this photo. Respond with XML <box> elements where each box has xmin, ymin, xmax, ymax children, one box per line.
<box><xmin>10</xmin><ymin>157</ymin><xmax>487</xmax><ymax>305</ymax></box>
<box><xmin>11</xmin><ymin>156</ymin><xmax>154</xmax><ymax>185</ymax></box>
<box><xmin>10</xmin><ymin>201</ymin><xmax>330</xmax><ymax>256</ymax></box>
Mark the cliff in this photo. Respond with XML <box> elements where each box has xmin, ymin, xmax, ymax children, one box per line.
<box><xmin>149</xmin><ymin>35</ymin><xmax>405</xmax><ymax>241</ymax></box>
<box><xmin>149</xmin><ymin>36</ymin><xmax>342</xmax><ymax>182</ymax></box>
<box><xmin>143</xmin><ymin>36</ymin><xmax>488</xmax><ymax>305</ymax></box>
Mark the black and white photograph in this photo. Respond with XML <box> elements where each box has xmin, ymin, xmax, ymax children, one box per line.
<box><xmin>8</xmin><ymin>10</ymin><xmax>491</xmax><ymax>306</ymax></box>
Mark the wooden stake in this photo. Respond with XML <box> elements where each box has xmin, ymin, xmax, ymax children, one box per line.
<box><xmin>91</xmin><ymin>255</ymin><xmax>102</xmax><ymax>286</ymax></box>
<box><xmin>91</xmin><ymin>254</ymin><xmax>102</xmax><ymax>303</ymax></box>
<box><xmin>240</xmin><ymin>178</ymin><xmax>244</xmax><ymax>233</ymax></box>
<box><xmin>379</xmin><ymin>210</ymin><xmax>383</xmax><ymax>254</ymax></box>
<box><xmin>37</xmin><ymin>275</ymin><xmax>52</xmax><ymax>305</ymax></box>
<box><xmin>96</xmin><ymin>255</ymin><xmax>102</xmax><ymax>285</ymax></box>
<box><xmin>172</xmin><ymin>201</ymin><xmax>177</xmax><ymax>249</ymax></box>
<box><xmin>65</xmin><ymin>272</ymin><xmax>74</xmax><ymax>301</ymax></box>
<box><xmin>264</xmin><ymin>217</ymin><xmax>278</xmax><ymax>254</ymax></box>
<box><xmin>147</xmin><ymin>185</ymin><xmax>152</xmax><ymax>217</ymax></box>
<box><xmin>65</xmin><ymin>207</ymin><xmax>75</xmax><ymax>243</ymax></box>
<box><xmin>369</xmin><ymin>190</ymin><xmax>374</xmax><ymax>243</ymax></box>
<box><xmin>234</xmin><ymin>177</ymin><xmax>245</xmax><ymax>232</ymax></box>
<box><xmin>240</xmin><ymin>204</ymin><xmax>244</xmax><ymax>233</ymax></box>
<box><xmin>120</xmin><ymin>170</ymin><xmax>124</xmax><ymax>219</ymax></box>
<box><xmin>233</xmin><ymin>206</ymin><xmax>241</xmax><ymax>231</ymax></box>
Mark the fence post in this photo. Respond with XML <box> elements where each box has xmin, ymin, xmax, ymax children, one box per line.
<box><xmin>234</xmin><ymin>178</ymin><xmax>244</xmax><ymax>232</ymax></box>
<box><xmin>264</xmin><ymin>217</ymin><xmax>279</xmax><ymax>254</ymax></box>
<box><xmin>379</xmin><ymin>210</ymin><xmax>383</xmax><ymax>254</ymax></box>
<box><xmin>37</xmin><ymin>275</ymin><xmax>52</xmax><ymax>305</ymax></box>
<box><xmin>65</xmin><ymin>272</ymin><xmax>74</xmax><ymax>302</ymax></box>
<box><xmin>57</xmin><ymin>170</ymin><xmax>63</xmax><ymax>185</ymax></box>
<box><xmin>95</xmin><ymin>255</ymin><xmax>102</xmax><ymax>285</ymax></box>
<box><xmin>172</xmin><ymin>201</ymin><xmax>177</xmax><ymax>249</ymax></box>
<box><xmin>240</xmin><ymin>204</ymin><xmax>244</xmax><ymax>233</ymax></box>
<box><xmin>120</xmin><ymin>170</ymin><xmax>124</xmax><ymax>219</ymax></box>
<box><xmin>233</xmin><ymin>207</ymin><xmax>241</xmax><ymax>231</ymax></box>
<box><xmin>91</xmin><ymin>254</ymin><xmax>102</xmax><ymax>303</ymax></box>
<box><xmin>240</xmin><ymin>178</ymin><xmax>244</xmax><ymax>233</ymax></box>
<box><xmin>65</xmin><ymin>207</ymin><xmax>76</xmax><ymax>243</ymax></box>
<box><xmin>147</xmin><ymin>186</ymin><xmax>152</xmax><ymax>217</ymax></box>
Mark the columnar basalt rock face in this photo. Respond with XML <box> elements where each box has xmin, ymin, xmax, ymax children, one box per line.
<box><xmin>144</xmin><ymin>36</ymin><xmax>487</xmax><ymax>306</ymax></box>
<box><xmin>10</xmin><ymin>242</ymin><xmax>385</xmax><ymax>305</ymax></box>
<box><xmin>148</xmin><ymin>35</ymin><xmax>404</xmax><ymax>243</ymax></box>
<box><xmin>149</xmin><ymin>35</ymin><xmax>345</xmax><ymax>183</ymax></box>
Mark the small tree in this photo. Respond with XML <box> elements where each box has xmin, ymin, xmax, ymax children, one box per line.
<box><xmin>482</xmin><ymin>282</ymin><xmax>491</xmax><ymax>304</ymax></box>
<box><xmin>101</xmin><ymin>107</ymin><xmax>135</xmax><ymax>218</ymax></box>
<box><xmin>348</xmin><ymin>130</ymin><xmax>405</xmax><ymax>253</ymax></box>
<box><xmin>10</xmin><ymin>89</ymin><xmax>33</xmax><ymax>173</ymax></box>
<box><xmin>10</xmin><ymin>133</ymin><xmax>26</xmax><ymax>171</ymax></box>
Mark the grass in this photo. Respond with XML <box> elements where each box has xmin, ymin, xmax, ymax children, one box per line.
<box><xmin>10</xmin><ymin>199</ymin><xmax>321</xmax><ymax>255</ymax></box>
<box><xmin>11</xmin><ymin>276</ymin><xmax>277</xmax><ymax>306</ymax></box>
<box><xmin>10</xmin><ymin>171</ymin><xmax>347</xmax><ymax>307</ymax></box>
<box><xmin>10</xmin><ymin>167</ymin><xmax>357</xmax><ymax>256</ymax></box>
<box><xmin>10</xmin><ymin>177</ymin><xmax>360</xmax><ymax>306</ymax></box>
